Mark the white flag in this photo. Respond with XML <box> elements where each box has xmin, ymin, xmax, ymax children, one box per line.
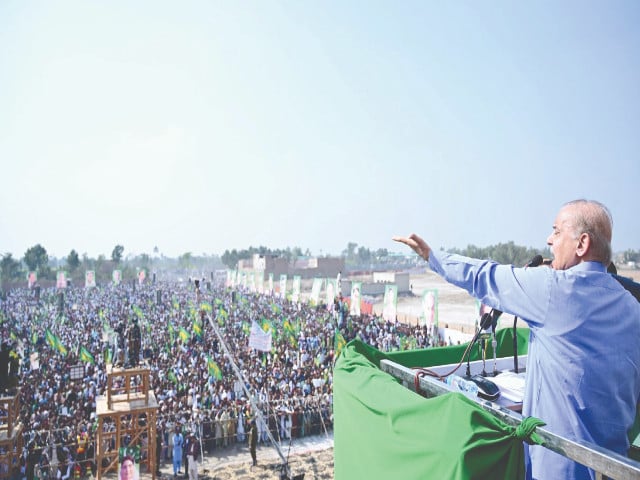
<box><xmin>30</xmin><ymin>352</ymin><xmax>40</xmax><ymax>370</ymax></box>
<box><xmin>249</xmin><ymin>321</ymin><xmax>272</xmax><ymax>352</ymax></box>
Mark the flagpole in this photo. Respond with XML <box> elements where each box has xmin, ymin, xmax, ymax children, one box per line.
<box><xmin>315</xmin><ymin>397</ymin><xmax>329</xmax><ymax>439</ymax></box>
<box><xmin>205</xmin><ymin>313</ymin><xmax>290</xmax><ymax>477</ymax></box>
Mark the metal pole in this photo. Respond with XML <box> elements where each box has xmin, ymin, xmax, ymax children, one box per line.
<box><xmin>205</xmin><ymin>313</ymin><xmax>290</xmax><ymax>477</ymax></box>
<box><xmin>315</xmin><ymin>396</ymin><xmax>329</xmax><ymax>439</ymax></box>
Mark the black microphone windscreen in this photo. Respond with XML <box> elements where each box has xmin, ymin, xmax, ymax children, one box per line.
<box><xmin>527</xmin><ymin>255</ymin><xmax>544</xmax><ymax>268</ymax></box>
<box><xmin>479</xmin><ymin>312</ymin><xmax>493</xmax><ymax>330</ymax></box>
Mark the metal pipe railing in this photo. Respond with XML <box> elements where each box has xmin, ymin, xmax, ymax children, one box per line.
<box><xmin>380</xmin><ymin>358</ymin><xmax>640</xmax><ymax>480</ymax></box>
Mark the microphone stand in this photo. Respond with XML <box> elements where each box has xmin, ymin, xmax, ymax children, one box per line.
<box><xmin>513</xmin><ymin>316</ymin><xmax>519</xmax><ymax>373</ymax></box>
<box><xmin>466</xmin><ymin>313</ymin><xmax>493</xmax><ymax>377</ymax></box>
<box><xmin>491</xmin><ymin>321</ymin><xmax>498</xmax><ymax>376</ymax></box>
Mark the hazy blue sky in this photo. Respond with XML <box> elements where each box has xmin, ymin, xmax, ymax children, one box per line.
<box><xmin>1</xmin><ymin>1</ymin><xmax>639</xmax><ymax>260</ymax></box>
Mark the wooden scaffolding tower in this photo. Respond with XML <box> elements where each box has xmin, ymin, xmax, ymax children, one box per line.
<box><xmin>0</xmin><ymin>390</ymin><xmax>23</xmax><ymax>480</ymax></box>
<box><xmin>96</xmin><ymin>367</ymin><xmax>158</xmax><ymax>480</ymax></box>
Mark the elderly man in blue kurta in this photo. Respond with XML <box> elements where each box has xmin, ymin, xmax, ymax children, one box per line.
<box><xmin>395</xmin><ymin>199</ymin><xmax>640</xmax><ymax>480</ymax></box>
<box><xmin>172</xmin><ymin>426</ymin><xmax>184</xmax><ymax>477</ymax></box>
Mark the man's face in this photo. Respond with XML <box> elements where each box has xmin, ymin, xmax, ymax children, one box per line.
<box><xmin>547</xmin><ymin>206</ymin><xmax>580</xmax><ymax>270</ymax></box>
<box><xmin>121</xmin><ymin>460</ymin><xmax>135</xmax><ymax>480</ymax></box>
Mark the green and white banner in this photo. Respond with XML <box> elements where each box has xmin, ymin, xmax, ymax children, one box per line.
<box><xmin>350</xmin><ymin>282</ymin><xmax>362</xmax><ymax>316</ymax></box>
<box><xmin>310</xmin><ymin>278</ymin><xmax>324</xmax><ymax>306</ymax></box>
<box><xmin>56</xmin><ymin>271</ymin><xmax>67</xmax><ymax>289</ymax></box>
<box><xmin>292</xmin><ymin>275</ymin><xmax>301</xmax><ymax>302</ymax></box>
<box><xmin>382</xmin><ymin>284</ymin><xmax>398</xmax><ymax>322</ymax></box>
<box><xmin>279</xmin><ymin>274</ymin><xmax>287</xmax><ymax>298</ymax></box>
<box><xmin>256</xmin><ymin>271</ymin><xmax>264</xmax><ymax>293</ymax></box>
<box><xmin>85</xmin><ymin>271</ymin><xmax>96</xmax><ymax>288</ymax></box>
<box><xmin>325</xmin><ymin>278</ymin><xmax>337</xmax><ymax>309</ymax></box>
<box><xmin>421</xmin><ymin>289</ymin><xmax>438</xmax><ymax>328</ymax></box>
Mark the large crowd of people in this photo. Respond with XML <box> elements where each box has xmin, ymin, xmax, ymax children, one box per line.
<box><xmin>0</xmin><ymin>278</ymin><xmax>442</xmax><ymax>480</ymax></box>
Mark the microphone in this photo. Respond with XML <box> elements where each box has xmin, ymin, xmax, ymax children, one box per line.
<box><xmin>525</xmin><ymin>254</ymin><xmax>544</xmax><ymax>268</ymax></box>
<box><xmin>466</xmin><ymin>313</ymin><xmax>493</xmax><ymax>377</ymax></box>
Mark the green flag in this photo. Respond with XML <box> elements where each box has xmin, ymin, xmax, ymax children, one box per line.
<box><xmin>193</xmin><ymin>320</ymin><xmax>202</xmax><ymax>338</ymax></box>
<box><xmin>207</xmin><ymin>356</ymin><xmax>222</xmax><ymax>380</ymax></box>
<box><xmin>104</xmin><ymin>347</ymin><xmax>113</xmax><ymax>365</ymax></box>
<box><xmin>217</xmin><ymin>308</ymin><xmax>228</xmax><ymax>326</ymax></box>
<box><xmin>283</xmin><ymin>318</ymin><xmax>296</xmax><ymax>337</ymax></box>
<box><xmin>79</xmin><ymin>346</ymin><xmax>95</xmax><ymax>364</ymax></box>
<box><xmin>45</xmin><ymin>329</ymin><xmax>56</xmax><ymax>348</ymax></box>
<box><xmin>167</xmin><ymin>370</ymin><xmax>178</xmax><ymax>384</ymax></box>
<box><xmin>133</xmin><ymin>305</ymin><xmax>144</xmax><ymax>319</ymax></box>
<box><xmin>178</xmin><ymin>327</ymin><xmax>190</xmax><ymax>343</ymax></box>
<box><xmin>334</xmin><ymin>330</ymin><xmax>347</xmax><ymax>359</ymax></box>
<box><xmin>54</xmin><ymin>335</ymin><xmax>68</xmax><ymax>356</ymax></box>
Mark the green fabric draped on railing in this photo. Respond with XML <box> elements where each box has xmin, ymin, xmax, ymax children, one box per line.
<box><xmin>334</xmin><ymin>336</ymin><xmax>544</xmax><ymax>480</ymax></box>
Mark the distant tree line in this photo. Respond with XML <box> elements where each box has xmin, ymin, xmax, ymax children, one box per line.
<box><xmin>0</xmin><ymin>243</ymin><xmax>225</xmax><ymax>288</ymax></box>
<box><xmin>447</xmin><ymin>241</ymin><xmax>550</xmax><ymax>267</ymax></box>
<box><xmin>341</xmin><ymin>242</ymin><xmax>390</xmax><ymax>267</ymax></box>
<box><xmin>3</xmin><ymin>241</ymin><xmax>638</xmax><ymax>289</ymax></box>
<box><xmin>220</xmin><ymin>246</ymin><xmax>310</xmax><ymax>269</ymax></box>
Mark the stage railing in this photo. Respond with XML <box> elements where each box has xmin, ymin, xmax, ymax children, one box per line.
<box><xmin>380</xmin><ymin>358</ymin><xmax>640</xmax><ymax>480</ymax></box>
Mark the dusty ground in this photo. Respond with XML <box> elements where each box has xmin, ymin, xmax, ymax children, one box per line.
<box><xmin>153</xmin><ymin>434</ymin><xmax>334</xmax><ymax>480</ymax></box>
<box><xmin>201</xmin><ymin>448</ymin><xmax>334</xmax><ymax>480</ymax></box>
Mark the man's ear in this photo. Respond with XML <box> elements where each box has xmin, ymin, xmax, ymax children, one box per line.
<box><xmin>576</xmin><ymin>232</ymin><xmax>591</xmax><ymax>258</ymax></box>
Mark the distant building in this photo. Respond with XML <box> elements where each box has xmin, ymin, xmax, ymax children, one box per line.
<box><xmin>238</xmin><ymin>254</ymin><xmax>344</xmax><ymax>279</ymax></box>
<box><xmin>341</xmin><ymin>272</ymin><xmax>410</xmax><ymax>297</ymax></box>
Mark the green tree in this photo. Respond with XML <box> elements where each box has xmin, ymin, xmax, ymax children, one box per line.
<box><xmin>178</xmin><ymin>252</ymin><xmax>193</xmax><ymax>270</ymax></box>
<box><xmin>1</xmin><ymin>253</ymin><xmax>21</xmax><ymax>283</ymax></box>
<box><xmin>112</xmin><ymin>245</ymin><xmax>124</xmax><ymax>264</ymax></box>
<box><xmin>375</xmin><ymin>248</ymin><xmax>388</xmax><ymax>261</ymax></box>
<box><xmin>357</xmin><ymin>246</ymin><xmax>371</xmax><ymax>264</ymax></box>
<box><xmin>23</xmin><ymin>244</ymin><xmax>49</xmax><ymax>274</ymax></box>
<box><xmin>221</xmin><ymin>249</ymin><xmax>239</xmax><ymax>269</ymax></box>
<box><xmin>66</xmin><ymin>250</ymin><xmax>80</xmax><ymax>272</ymax></box>
<box><xmin>138</xmin><ymin>253</ymin><xmax>151</xmax><ymax>271</ymax></box>
<box><xmin>342</xmin><ymin>242</ymin><xmax>358</xmax><ymax>264</ymax></box>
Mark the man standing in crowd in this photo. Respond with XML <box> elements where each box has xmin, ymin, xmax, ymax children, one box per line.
<box><xmin>186</xmin><ymin>432</ymin><xmax>200</xmax><ymax>480</ymax></box>
<box><xmin>394</xmin><ymin>199</ymin><xmax>640</xmax><ymax>480</ymax></box>
<box><xmin>172</xmin><ymin>426</ymin><xmax>184</xmax><ymax>478</ymax></box>
<box><xmin>249</xmin><ymin>418</ymin><xmax>258</xmax><ymax>468</ymax></box>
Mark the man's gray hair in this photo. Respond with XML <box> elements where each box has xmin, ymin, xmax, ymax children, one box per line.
<box><xmin>564</xmin><ymin>199</ymin><xmax>613</xmax><ymax>265</ymax></box>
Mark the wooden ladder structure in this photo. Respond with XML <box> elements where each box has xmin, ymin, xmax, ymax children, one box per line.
<box><xmin>95</xmin><ymin>366</ymin><xmax>158</xmax><ymax>480</ymax></box>
<box><xmin>0</xmin><ymin>390</ymin><xmax>23</xmax><ymax>480</ymax></box>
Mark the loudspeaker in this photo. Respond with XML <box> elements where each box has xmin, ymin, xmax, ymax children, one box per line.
<box><xmin>157</xmin><ymin>290</ymin><xmax>162</xmax><ymax>305</ymax></box>
<box><xmin>58</xmin><ymin>292</ymin><xmax>64</xmax><ymax>313</ymax></box>
<box><xmin>153</xmin><ymin>272</ymin><xmax>156</xmax><ymax>284</ymax></box>
<box><xmin>34</xmin><ymin>286</ymin><xmax>41</xmax><ymax>301</ymax></box>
